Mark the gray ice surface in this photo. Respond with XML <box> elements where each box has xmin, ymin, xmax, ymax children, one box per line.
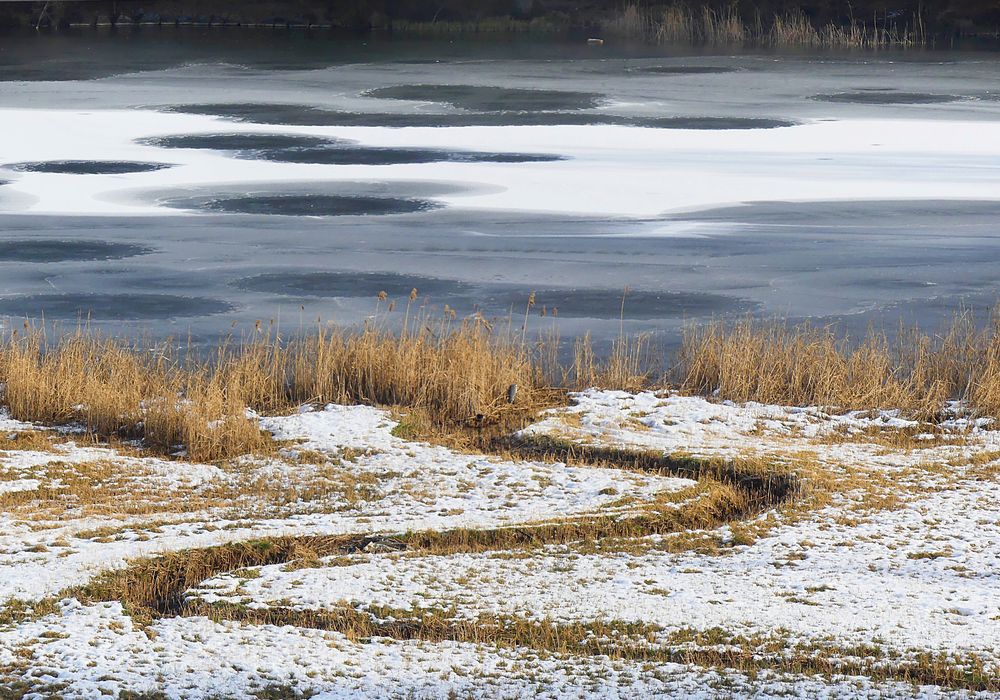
<box><xmin>1</xmin><ymin>29</ymin><xmax>999</xmax><ymax>347</ymax></box>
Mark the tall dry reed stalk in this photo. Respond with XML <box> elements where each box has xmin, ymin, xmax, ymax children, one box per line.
<box><xmin>611</xmin><ymin>2</ymin><xmax>925</xmax><ymax>48</ymax></box>
<box><xmin>566</xmin><ymin>287</ymin><xmax>653</xmax><ymax>392</ymax></box>
<box><xmin>606</xmin><ymin>3</ymin><xmax>653</xmax><ymax>37</ymax></box>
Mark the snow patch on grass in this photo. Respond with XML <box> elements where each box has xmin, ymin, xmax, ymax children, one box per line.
<box><xmin>0</xmin><ymin>599</ymin><xmax>988</xmax><ymax>699</ymax></box>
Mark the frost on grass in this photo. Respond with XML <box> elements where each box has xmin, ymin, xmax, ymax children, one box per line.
<box><xmin>5</xmin><ymin>395</ymin><xmax>1000</xmax><ymax>697</ymax></box>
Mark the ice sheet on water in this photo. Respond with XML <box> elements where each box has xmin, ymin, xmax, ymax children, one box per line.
<box><xmin>0</xmin><ymin>293</ymin><xmax>234</xmax><ymax>321</ymax></box>
<box><xmin>0</xmin><ymin>240</ymin><xmax>151</xmax><ymax>263</ymax></box>
<box><xmin>162</xmin><ymin>103</ymin><xmax>797</xmax><ymax>129</ymax></box>
<box><xmin>6</xmin><ymin>161</ymin><xmax>173</xmax><ymax>175</ymax></box>
<box><xmin>247</xmin><ymin>146</ymin><xmax>566</xmax><ymax>165</ymax></box>
<box><xmin>175</xmin><ymin>194</ymin><xmax>442</xmax><ymax>217</ymax></box>
<box><xmin>233</xmin><ymin>271</ymin><xmax>474</xmax><ymax>299</ymax></box>
<box><xmin>632</xmin><ymin>65</ymin><xmax>739</xmax><ymax>75</ymax></box>
<box><xmin>142</xmin><ymin>130</ymin><xmax>566</xmax><ymax>163</ymax></box>
<box><xmin>140</xmin><ymin>133</ymin><xmax>344</xmax><ymax>150</ymax></box>
<box><xmin>364</xmin><ymin>84</ymin><xmax>605</xmax><ymax>111</ymax></box>
<box><xmin>811</xmin><ymin>91</ymin><xmax>960</xmax><ymax>104</ymax></box>
<box><xmin>478</xmin><ymin>287</ymin><xmax>756</xmax><ymax>319</ymax></box>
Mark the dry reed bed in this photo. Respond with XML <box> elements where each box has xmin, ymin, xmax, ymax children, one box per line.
<box><xmin>1</xmin><ymin>309</ymin><xmax>999</xmax><ymax>460</ymax></box>
<box><xmin>0</xmin><ymin>319</ymin><xmax>563</xmax><ymax>461</ymax></box>
<box><xmin>677</xmin><ymin>314</ymin><xmax>1000</xmax><ymax>418</ymax></box>
<box><xmin>609</xmin><ymin>3</ymin><xmax>926</xmax><ymax>48</ymax></box>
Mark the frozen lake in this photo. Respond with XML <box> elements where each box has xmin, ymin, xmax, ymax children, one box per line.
<box><xmin>1</xmin><ymin>29</ymin><xmax>999</xmax><ymax>345</ymax></box>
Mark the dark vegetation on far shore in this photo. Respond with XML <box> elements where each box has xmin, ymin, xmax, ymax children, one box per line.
<box><xmin>3</xmin><ymin>0</ymin><xmax>999</xmax><ymax>44</ymax></box>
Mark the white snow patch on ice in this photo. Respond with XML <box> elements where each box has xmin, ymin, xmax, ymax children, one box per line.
<box><xmin>2</xmin><ymin>108</ymin><xmax>1000</xmax><ymax>218</ymax></box>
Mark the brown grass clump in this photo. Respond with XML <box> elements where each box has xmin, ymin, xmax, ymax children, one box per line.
<box><xmin>965</xmin><ymin>323</ymin><xmax>1000</xmax><ymax>416</ymax></box>
<box><xmin>764</xmin><ymin>8</ymin><xmax>924</xmax><ymax>49</ymax></box>
<box><xmin>0</xmin><ymin>329</ymin><xmax>276</xmax><ymax>462</ymax></box>
<box><xmin>606</xmin><ymin>3</ymin><xmax>654</xmax><ymax>38</ymax></box>
<box><xmin>640</xmin><ymin>2</ymin><xmax>746</xmax><ymax>45</ymax></box>
<box><xmin>2</xmin><ymin>330</ymin><xmax>154</xmax><ymax>435</ymax></box>
<box><xmin>286</xmin><ymin>317</ymin><xmax>542</xmax><ymax>429</ymax></box>
<box><xmin>0</xmin><ymin>316</ymin><xmax>567</xmax><ymax>460</ymax></box>
<box><xmin>565</xmin><ymin>288</ymin><xmax>654</xmax><ymax>393</ymax></box>
<box><xmin>570</xmin><ymin>332</ymin><xmax>651</xmax><ymax>393</ymax></box>
<box><xmin>675</xmin><ymin>314</ymin><xmax>993</xmax><ymax>417</ymax></box>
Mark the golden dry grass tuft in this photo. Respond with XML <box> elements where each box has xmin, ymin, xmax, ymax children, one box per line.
<box><xmin>285</xmin><ymin>317</ymin><xmax>543</xmax><ymax>428</ymax></box>
<box><xmin>675</xmin><ymin>313</ymin><xmax>1000</xmax><ymax>418</ymax></box>
<box><xmin>0</xmin><ymin>329</ymin><xmax>275</xmax><ymax>461</ymax></box>
<box><xmin>569</xmin><ymin>332</ymin><xmax>652</xmax><ymax>394</ymax></box>
<box><xmin>0</xmin><ymin>318</ymin><xmax>594</xmax><ymax>460</ymax></box>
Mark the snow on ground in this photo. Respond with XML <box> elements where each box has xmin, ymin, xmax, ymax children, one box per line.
<box><xmin>0</xmin><ymin>410</ymin><xmax>37</xmax><ymax>432</ymax></box>
<box><xmin>5</xmin><ymin>393</ymin><xmax>1000</xmax><ymax>697</ymax></box>
<box><xmin>0</xmin><ymin>479</ymin><xmax>40</xmax><ymax>495</ymax></box>
<box><xmin>4</xmin><ymin>599</ymin><xmax>986</xmax><ymax>700</ymax></box>
<box><xmin>521</xmin><ymin>389</ymin><xmax>1000</xmax><ymax>466</ymax></box>
<box><xmin>0</xmin><ymin>402</ymin><xmax>691</xmax><ymax>603</ymax></box>
<box><xmin>188</xmin><ymin>460</ymin><xmax>1000</xmax><ymax>668</ymax></box>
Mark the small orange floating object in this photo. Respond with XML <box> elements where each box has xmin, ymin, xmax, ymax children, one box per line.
<box><xmin>587</xmin><ymin>37</ymin><xmax>605</xmax><ymax>45</ymax></box>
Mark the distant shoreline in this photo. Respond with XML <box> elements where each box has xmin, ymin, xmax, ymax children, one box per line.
<box><xmin>7</xmin><ymin>22</ymin><xmax>1000</xmax><ymax>53</ymax></box>
<box><xmin>2</xmin><ymin>1</ymin><xmax>999</xmax><ymax>46</ymax></box>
